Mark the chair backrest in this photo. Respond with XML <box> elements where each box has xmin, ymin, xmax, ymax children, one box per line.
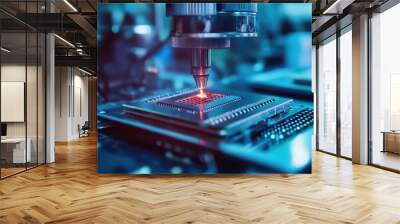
<box><xmin>82</xmin><ymin>121</ymin><xmax>90</xmax><ymax>129</ymax></box>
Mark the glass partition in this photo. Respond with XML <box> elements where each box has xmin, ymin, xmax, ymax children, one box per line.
<box><xmin>38</xmin><ymin>32</ymin><xmax>45</xmax><ymax>165</ymax></box>
<box><xmin>317</xmin><ymin>36</ymin><xmax>337</xmax><ymax>154</ymax></box>
<box><xmin>26</xmin><ymin>0</ymin><xmax>43</xmax><ymax>169</ymax></box>
<box><xmin>371</xmin><ymin>4</ymin><xmax>400</xmax><ymax>171</ymax></box>
<box><xmin>27</xmin><ymin>28</ymin><xmax>38</xmax><ymax>168</ymax></box>
<box><xmin>339</xmin><ymin>28</ymin><xmax>352</xmax><ymax>158</ymax></box>
<box><xmin>0</xmin><ymin>1</ymin><xmax>46</xmax><ymax>179</ymax></box>
<box><xmin>1</xmin><ymin>30</ymin><xmax>28</xmax><ymax>177</ymax></box>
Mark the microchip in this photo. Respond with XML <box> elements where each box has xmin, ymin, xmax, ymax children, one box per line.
<box><xmin>157</xmin><ymin>91</ymin><xmax>241</xmax><ymax>112</ymax></box>
<box><xmin>176</xmin><ymin>92</ymin><xmax>225</xmax><ymax>106</ymax></box>
<box><xmin>123</xmin><ymin>89</ymin><xmax>293</xmax><ymax>136</ymax></box>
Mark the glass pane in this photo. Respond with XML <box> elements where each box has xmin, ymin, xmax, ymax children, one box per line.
<box><xmin>1</xmin><ymin>30</ymin><xmax>27</xmax><ymax>177</ymax></box>
<box><xmin>27</xmin><ymin>30</ymin><xmax>38</xmax><ymax>169</ymax></box>
<box><xmin>371</xmin><ymin>4</ymin><xmax>400</xmax><ymax>171</ymax></box>
<box><xmin>317</xmin><ymin>37</ymin><xmax>337</xmax><ymax>154</ymax></box>
<box><xmin>38</xmin><ymin>32</ymin><xmax>45</xmax><ymax>165</ymax></box>
<box><xmin>26</xmin><ymin>0</ymin><xmax>39</xmax><ymax>169</ymax></box>
<box><xmin>339</xmin><ymin>30</ymin><xmax>352</xmax><ymax>158</ymax></box>
<box><xmin>0</xmin><ymin>1</ymin><xmax>46</xmax><ymax>178</ymax></box>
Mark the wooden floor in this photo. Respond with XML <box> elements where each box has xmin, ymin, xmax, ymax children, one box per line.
<box><xmin>1</xmin><ymin>167</ymin><xmax>26</xmax><ymax>178</ymax></box>
<box><xmin>1</xmin><ymin>135</ymin><xmax>400</xmax><ymax>224</ymax></box>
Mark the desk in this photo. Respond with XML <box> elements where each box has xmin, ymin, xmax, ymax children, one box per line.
<box><xmin>1</xmin><ymin>138</ymin><xmax>31</xmax><ymax>163</ymax></box>
<box><xmin>382</xmin><ymin>131</ymin><xmax>400</xmax><ymax>154</ymax></box>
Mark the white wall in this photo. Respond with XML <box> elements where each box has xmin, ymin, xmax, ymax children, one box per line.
<box><xmin>72</xmin><ymin>73</ymin><xmax>89</xmax><ymax>138</ymax></box>
<box><xmin>0</xmin><ymin>65</ymin><xmax>42</xmax><ymax>138</ymax></box>
<box><xmin>54</xmin><ymin>67</ymin><xmax>89</xmax><ymax>141</ymax></box>
<box><xmin>55</xmin><ymin>67</ymin><xmax>69</xmax><ymax>141</ymax></box>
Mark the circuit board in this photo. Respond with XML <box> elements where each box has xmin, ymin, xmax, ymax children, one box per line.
<box><xmin>98</xmin><ymin>98</ymin><xmax>314</xmax><ymax>173</ymax></box>
<box><xmin>122</xmin><ymin>89</ymin><xmax>293</xmax><ymax>136</ymax></box>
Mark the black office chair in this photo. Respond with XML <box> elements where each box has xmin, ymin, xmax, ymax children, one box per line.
<box><xmin>79</xmin><ymin>121</ymin><xmax>90</xmax><ymax>138</ymax></box>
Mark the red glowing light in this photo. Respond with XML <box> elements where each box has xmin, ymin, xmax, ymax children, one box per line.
<box><xmin>197</xmin><ymin>92</ymin><xmax>208</xmax><ymax>99</ymax></box>
<box><xmin>196</xmin><ymin>89</ymin><xmax>208</xmax><ymax>99</ymax></box>
<box><xmin>176</xmin><ymin>92</ymin><xmax>225</xmax><ymax>106</ymax></box>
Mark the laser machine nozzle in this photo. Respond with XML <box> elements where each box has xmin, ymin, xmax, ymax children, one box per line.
<box><xmin>166</xmin><ymin>3</ymin><xmax>258</xmax><ymax>97</ymax></box>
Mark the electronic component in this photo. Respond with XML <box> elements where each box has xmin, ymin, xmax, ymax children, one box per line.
<box><xmin>98</xmin><ymin>101</ymin><xmax>313</xmax><ymax>173</ymax></box>
<box><xmin>158</xmin><ymin>91</ymin><xmax>241</xmax><ymax>112</ymax></box>
<box><xmin>167</xmin><ymin>3</ymin><xmax>257</xmax><ymax>94</ymax></box>
<box><xmin>176</xmin><ymin>92</ymin><xmax>226</xmax><ymax>105</ymax></box>
<box><xmin>97</xmin><ymin>3</ymin><xmax>313</xmax><ymax>173</ymax></box>
<box><xmin>250</xmin><ymin>108</ymin><xmax>314</xmax><ymax>148</ymax></box>
<box><xmin>122</xmin><ymin>89</ymin><xmax>292</xmax><ymax>136</ymax></box>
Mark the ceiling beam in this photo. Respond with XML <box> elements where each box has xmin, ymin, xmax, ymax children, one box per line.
<box><xmin>55</xmin><ymin>55</ymin><xmax>96</xmax><ymax>69</ymax></box>
<box><xmin>66</xmin><ymin>14</ymin><xmax>97</xmax><ymax>46</ymax></box>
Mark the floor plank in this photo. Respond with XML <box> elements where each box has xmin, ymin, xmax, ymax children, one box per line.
<box><xmin>1</xmin><ymin>135</ymin><xmax>400</xmax><ymax>224</ymax></box>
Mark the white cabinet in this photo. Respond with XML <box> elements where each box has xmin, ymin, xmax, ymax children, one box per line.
<box><xmin>1</xmin><ymin>138</ymin><xmax>31</xmax><ymax>163</ymax></box>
